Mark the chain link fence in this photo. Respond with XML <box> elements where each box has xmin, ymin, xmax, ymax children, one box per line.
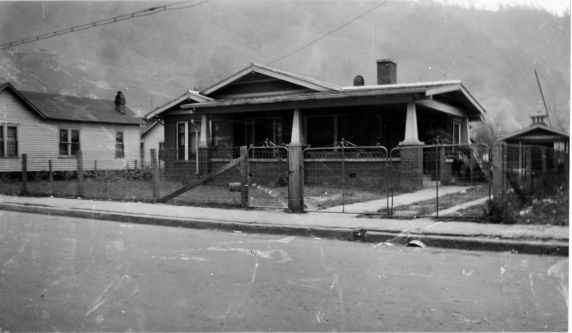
<box><xmin>303</xmin><ymin>144</ymin><xmax>389</xmax><ymax>214</ymax></box>
<box><xmin>247</xmin><ymin>145</ymin><xmax>289</xmax><ymax>209</ymax></box>
<box><xmin>389</xmin><ymin>144</ymin><xmax>491</xmax><ymax>218</ymax></box>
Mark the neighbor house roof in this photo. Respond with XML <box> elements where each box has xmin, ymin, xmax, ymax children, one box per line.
<box><xmin>0</xmin><ymin>82</ymin><xmax>48</xmax><ymax>119</ymax></box>
<box><xmin>20</xmin><ymin>90</ymin><xmax>142</xmax><ymax>125</ymax></box>
<box><xmin>500</xmin><ymin>123</ymin><xmax>569</xmax><ymax>142</ymax></box>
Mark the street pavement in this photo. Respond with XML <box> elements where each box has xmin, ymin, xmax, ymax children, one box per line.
<box><xmin>0</xmin><ymin>194</ymin><xmax>568</xmax><ymax>255</ymax></box>
<box><xmin>0</xmin><ymin>211</ymin><xmax>568</xmax><ymax>332</ymax></box>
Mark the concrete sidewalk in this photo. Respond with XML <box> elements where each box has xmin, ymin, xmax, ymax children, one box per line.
<box><xmin>0</xmin><ymin>194</ymin><xmax>568</xmax><ymax>255</ymax></box>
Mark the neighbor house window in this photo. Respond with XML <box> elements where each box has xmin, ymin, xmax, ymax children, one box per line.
<box><xmin>176</xmin><ymin>121</ymin><xmax>200</xmax><ymax>160</ymax></box>
<box><xmin>0</xmin><ymin>124</ymin><xmax>18</xmax><ymax>157</ymax></box>
<box><xmin>59</xmin><ymin>129</ymin><xmax>80</xmax><ymax>156</ymax></box>
<box><xmin>116</xmin><ymin>132</ymin><xmax>125</xmax><ymax>158</ymax></box>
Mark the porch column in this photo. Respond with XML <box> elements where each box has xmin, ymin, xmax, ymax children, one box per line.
<box><xmin>198</xmin><ymin>114</ymin><xmax>210</xmax><ymax>176</ymax></box>
<box><xmin>290</xmin><ymin>109</ymin><xmax>302</xmax><ymax>145</ymax></box>
<box><xmin>199</xmin><ymin>114</ymin><xmax>209</xmax><ymax>148</ymax></box>
<box><xmin>461</xmin><ymin>117</ymin><xmax>470</xmax><ymax>144</ymax></box>
<box><xmin>288</xmin><ymin>109</ymin><xmax>304</xmax><ymax>212</ymax></box>
<box><xmin>400</xmin><ymin>102</ymin><xmax>422</xmax><ymax>145</ymax></box>
<box><xmin>399</xmin><ymin>102</ymin><xmax>424</xmax><ymax>191</ymax></box>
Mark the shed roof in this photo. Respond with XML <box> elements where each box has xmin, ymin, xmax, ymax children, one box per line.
<box><xmin>20</xmin><ymin>90</ymin><xmax>142</xmax><ymax>125</ymax></box>
<box><xmin>500</xmin><ymin>123</ymin><xmax>569</xmax><ymax>142</ymax></box>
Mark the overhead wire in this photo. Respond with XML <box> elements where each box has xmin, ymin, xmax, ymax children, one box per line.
<box><xmin>265</xmin><ymin>0</ymin><xmax>389</xmax><ymax>66</ymax></box>
<box><xmin>0</xmin><ymin>0</ymin><xmax>209</xmax><ymax>50</ymax></box>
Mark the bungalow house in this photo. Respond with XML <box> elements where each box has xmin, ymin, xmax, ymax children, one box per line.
<box><xmin>0</xmin><ymin>82</ymin><xmax>142</xmax><ymax>173</ymax></box>
<box><xmin>145</xmin><ymin>60</ymin><xmax>486</xmax><ymax>189</ymax></box>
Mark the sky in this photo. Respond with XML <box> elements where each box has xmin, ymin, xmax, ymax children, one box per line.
<box><xmin>430</xmin><ymin>0</ymin><xmax>569</xmax><ymax>16</ymax></box>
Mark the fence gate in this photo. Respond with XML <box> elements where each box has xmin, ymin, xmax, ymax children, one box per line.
<box><xmin>389</xmin><ymin>143</ymin><xmax>491</xmax><ymax>218</ymax></box>
<box><xmin>303</xmin><ymin>144</ymin><xmax>389</xmax><ymax>214</ymax></box>
<box><xmin>247</xmin><ymin>145</ymin><xmax>289</xmax><ymax>209</ymax></box>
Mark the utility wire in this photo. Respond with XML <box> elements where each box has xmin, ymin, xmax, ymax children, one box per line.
<box><xmin>0</xmin><ymin>1</ymin><xmax>208</xmax><ymax>50</ymax></box>
<box><xmin>266</xmin><ymin>0</ymin><xmax>389</xmax><ymax>66</ymax></box>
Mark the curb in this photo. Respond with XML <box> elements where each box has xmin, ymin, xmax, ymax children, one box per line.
<box><xmin>0</xmin><ymin>203</ymin><xmax>568</xmax><ymax>256</ymax></box>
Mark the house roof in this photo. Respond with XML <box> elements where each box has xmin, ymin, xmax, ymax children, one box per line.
<box><xmin>182</xmin><ymin>79</ymin><xmax>486</xmax><ymax>120</ymax></box>
<box><xmin>141</xmin><ymin>119</ymin><xmax>163</xmax><ymax>137</ymax></box>
<box><xmin>145</xmin><ymin>90</ymin><xmax>213</xmax><ymax>120</ymax></box>
<box><xmin>500</xmin><ymin>123</ymin><xmax>570</xmax><ymax>142</ymax></box>
<box><xmin>147</xmin><ymin>63</ymin><xmax>486</xmax><ymax>120</ymax></box>
<box><xmin>19</xmin><ymin>90</ymin><xmax>142</xmax><ymax>125</ymax></box>
<box><xmin>200</xmin><ymin>63</ymin><xmax>340</xmax><ymax>96</ymax></box>
<box><xmin>0</xmin><ymin>82</ymin><xmax>48</xmax><ymax>119</ymax></box>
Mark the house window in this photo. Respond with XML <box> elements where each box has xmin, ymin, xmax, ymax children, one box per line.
<box><xmin>452</xmin><ymin>121</ymin><xmax>462</xmax><ymax>145</ymax></box>
<box><xmin>116</xmin><ymin>132</ymin><xmax>125</xmax><ymax>158</ymax></box>
<box><xmin>59</xmin><ymin>129</ymin><xmax>80</xmax><ymax>157</ymax></box>
<box><xmin>0</xmin><ymin>124</ymin><xmax>18</xmax><ymax>157</ymax></box>
<box><xmin>176</xmin><ymin>121</ymin><xmax>200</xmax><ymax>160</ymax></box>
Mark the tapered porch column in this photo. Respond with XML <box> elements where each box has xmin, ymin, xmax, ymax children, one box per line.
<box><xmin>399</xmin><ymin>102</ymin><xmax>424</xmax><ymax>191</ymax></box>
<box><xmin>199</xmin><ymin>114</ymin><xmax>209</xmax><ymax>148</ymax></box>
<box><xmin>288</xmin><ymin>109</ymin><xmax>304</xmax><ymax>212</ymax></box>
<box><xmin>461</xmin><ymin>117</ymin><xmax>470</xmax><ymax>144</ymax></box>
<box><xmin>400</xmin><ymin>102</ymin><xmax>422</xmax><ymax>145</ymax></box>
<box><xmin>290</xmin><ymin>109</ymin><xmax>303</xmax><ymax>145</ymax></box>
<box><xmin>198</xmin><ymin>114</ymin><xmax>210</xmax><ymax>176</ymax></box>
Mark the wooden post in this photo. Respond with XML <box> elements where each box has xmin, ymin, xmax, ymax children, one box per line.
<box><xmin>21</xmin><ymin>154</ymin><xmax>28</xmax><ymax>195</ymax></box>
<box><xmin>94</xmin><ymin>160</ymin><xmax>98</xmax><ymax>179</ymax></box>
<box><xmin>151</xmin><ymin>149</ymin><xmax>160</xmax><ymax>201</ymax></box>
<box><xmin>77</xmin><ymin>151</ymin><xmax>84</xmax><ymax>197</ymax></box>
<box><xmin>491</xmin><ymin>143</ymin><xmax>506</xmax><ymax>216</ymax></box>
<box><xmin>48</xmin><ymin>160</ymin><xmax>53</xmax><ymax>182</ymax></box>
<box><xmin>240</xmin><ymin>146</ymin><xmax>249</xmax><ymax>208</ymax></box>
<box><xmin>540</xmin><ymin>147</ymin><xmax>547</xmax><ymax>176</ymax></box>
<box><xmin>287</xmin><ymin>145</ymin><xmax>304</xmax><ymax>212</ymax></box>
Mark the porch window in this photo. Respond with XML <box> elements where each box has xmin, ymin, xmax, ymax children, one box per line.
<box><xmin>0</xmin><ymin>125</ymin><xmax>18</xmax><ymax>157</ymax></box>
<box><xmin>115</xmin><ymin>131</ymin><xmax>125</xmax><ymax>158</ymax></box>
<box><xmin>176</xmin><ymin>121</ymin><xmax>200</xmax><ymax>160</ymax></box>
<box><xmin>59</xmin><ymin>128</ymin><xmax>80</xmax><ymax>157</ymax></box>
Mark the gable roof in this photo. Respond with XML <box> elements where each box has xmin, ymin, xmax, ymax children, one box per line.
<box><xmin>500</xmin><ymin>123</ymin><xmax>569</xmax><ymax>142</ymax></box>
<box><xmin>0</xmin><ymin>82</ymin><xmax>48</xmax><ymax>119</ymax></box>
<box><xmin>19</xmin><ymin>90</ymin><xmax>142</xmax><ymax>125</ymax></box>
<box><xmin>142</xmin><ymin>119</ymin><xmax>163</xmax><ymax>137</ymax></box>
<box><xmin>145</xmin><ymin>90</ymin><xmax>213</xmax><ymax>120</ymax></box>
<box><xmin>200</xmin><ymin>63</ymin><xmax>340</xmax><ymax>96</ymax></box>
<box><xmin>182</xmin><ymin>79</ymin><xmax>486</xmax><ymax>120</ymax></box>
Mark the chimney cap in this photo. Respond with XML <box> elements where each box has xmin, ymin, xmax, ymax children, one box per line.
<box><xmin>376</xmin><ymin>59</ymin><xmax>396</xmax><ymax>64</ymax></box>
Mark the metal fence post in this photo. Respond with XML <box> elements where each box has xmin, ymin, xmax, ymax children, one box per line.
<box><xmin>21</xmin><ymin>154</ymin><xmax>28</xmax><ymax>195</ymax></box>
<box><xmin>240</xmin><ymin>146</ymin><xmax>249</xmax><ymax>208</ymax></box>
<box><xmin>435</xmin><ymin>145</ymin><xmax>439</xmax><ymax>217</ymax></box>
<box><xmin>77</xmin><ymin>151</ymin><xmax>84</xmax><ymax>197</ymax></box>
<box><xmin>151</xmin><ymin>148</ymin><xmax>160</xmax><ymax>201</ymax></box>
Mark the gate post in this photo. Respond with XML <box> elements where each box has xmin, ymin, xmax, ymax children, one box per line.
<box><xmin>287</xmin><ymin>145</ymin><xmax>304</xmax><ymax>213</ymax></box>
<box><xmin>77</xmin><ymin>151</ymin><xmax>84</xmax><ymax>197</ymax></box>
<box><xmin>151</xmin><ymin>149</ymin><xmax>160</xmax><ymax>201</ymax></box>
<box><xmin>21</xmin><ymin>154</ymin><xmax>28</xmax><ymax>195</ymax></box>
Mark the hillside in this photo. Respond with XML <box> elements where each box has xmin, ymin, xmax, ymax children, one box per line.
<box><xmin>0</xmin><ymin>0</ymin><xmax>569</xmax><ymax>133</ymax></box>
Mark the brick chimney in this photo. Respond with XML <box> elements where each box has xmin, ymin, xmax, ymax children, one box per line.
<box><xmin>114</xmin><ymin>90</ymin><xmax>126</xmax><ymax>114</ymax></box>
<box><xmin>376</xmin><ymin>59</ymin><xmax>396</xmax><ymax>85</ymax></box>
